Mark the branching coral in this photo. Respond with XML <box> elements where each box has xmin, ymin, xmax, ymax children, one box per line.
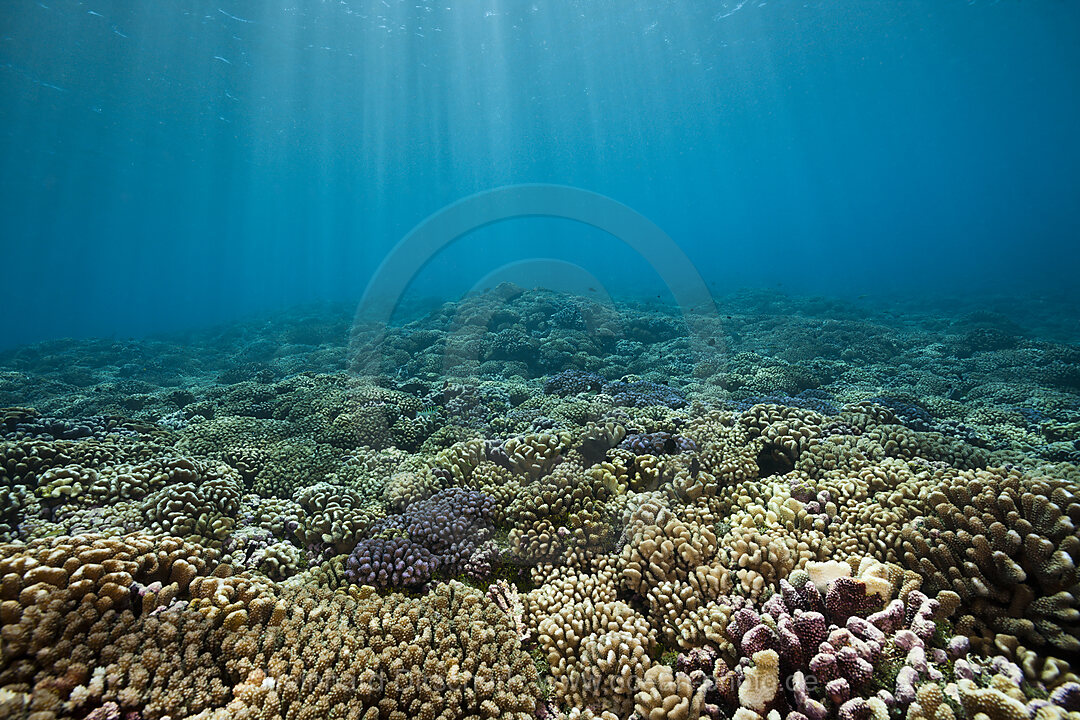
<box><xmin>2</xmin><ymin>299</ymin><xmax>1079</xmax><ymax>720</ymax></box>
<box><xmin>900</xmin><ymin>467</ymin><xmax>1080</xmax><ymax>652</ymax></box>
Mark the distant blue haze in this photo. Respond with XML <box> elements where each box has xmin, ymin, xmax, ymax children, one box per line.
<box><xmin>1</xmin><ymin>0</ymin><xmax>1078</xmax><ymax>348</ymax></box>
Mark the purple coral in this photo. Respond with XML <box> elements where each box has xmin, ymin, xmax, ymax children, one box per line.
<box><xmin>487</xmin><ymin>579</ymin><xmax>529</xmax><ymax>641</ymax></box>
<box><xmin>791</xmin><ymin>670</ymin><xmax>829</xmax><ymax>720</ymax></box>
<box><xmin>676</xmin><ymin>646</ymin><xmax>720</xmax><ymax>676</ymax></box>
<box><xmin>463</xmin><ymin>539</ymin><xmax>502</xmax><ymax>580</ymax></box>
<box><xmin>544</xmin><ymin>372</ymin><xmax>687</xmax><ymax>408</ymax></box>
<box><xmin>792</xmin><ymin>612</ymin><xmax>829</xmax><ymax>655</ymax></box>
<box><xmin>946</xmin><ymin>634</ymin><xmax>970</xmax><ymax>659</ymax></box>
<box><xmin>826</xmin><ymin>678</ymin><xmax>851</xmax><ymax>705</ymax></box>
<box><xmin>484</xmin><ymin>438</ymin><xmax>514</xmax><ymax>469</ymax></box>
<box><xmin>780</xmin><ymin>578</ymin><xmax>826</xmax><ymax>615</ymax></box>
<box><xmin>345</xmin><ymin>537</ymin><xmax>436</xmax><ymax>588</ymax></box>
<box><xmin>83</xmin><ymin>703</ymin><xmax>127</xmax><ymax>720</ymax></box>
<box><xmin>1051</xmin><ymin>683</ymin><xmax>1080</xmax><ymax>712</ymax></box>
<box><xmin>824</xmin><ymin>577</ymin><xmax>882</xmax><ymax>623</ymax></box>
<box><xmin>834</xmin><ymin>646</ymin><xmax>873</xmax><ymax>686</ymax></box>
<box><xmin>867</xmin><ymin>599</ymin><xmax>905</xmax><ymax>634</ymax></box>
<box><xmin>837</xmin><ymin>698</ymin><xmax>871</xmax><ymax>720</ymax></box>
<box><xmin>724</xmin><ymin>573</ymin><xmax>979</xmax><ymax>720</ymax></box>
<box><xmin>675</xmin><ymin>647</ymin><xmax>726</xmax><ymax>720</ymax></box>
<box><xmin>790</xmin><ymin>487</ymin><xmax>833</xmax><ymax>519</ymax></box>
<box><xmin>375</xmin><ymin>488</ymin><xmax>496</xmax><ymax>577</ymax></box>
<box><xmin>602</xmin><ymin>379</ymin><xmax>687</xmax><ymax>408</ymax></box>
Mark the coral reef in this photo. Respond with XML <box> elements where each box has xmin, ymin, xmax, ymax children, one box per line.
<box><xmin>0</xmin><ymin>286</ymin><xmax>1078</xmax><ymax>719</ymax></box>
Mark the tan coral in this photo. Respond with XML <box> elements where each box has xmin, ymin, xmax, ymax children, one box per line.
<box><xmin>433</xmin><ymin>438</ymin><xmax>486</xmax><ymax>483</ymax></box>
<box><xmin>901</xmin><ymin>467</ymin><xmax>1080</xmax><ymax>651</ymax></box>
<box><xmin>503</xmin><ymin>431</ymin><xmax>572</xmax><ymax>477</ymax></box>
<box><xmin>634</xmin><ymin>664</ymin><xmax>705</xmax><ymax>720</ymax></box>
<box><xmin>905</xmin><ymin>682</ymin><xmax>956</xmax><ymax>720</ymax></box>
<box><xmin>537</xmin><ymin>598</ymin><xmax>656</xmax><ymax>713</ymax></box>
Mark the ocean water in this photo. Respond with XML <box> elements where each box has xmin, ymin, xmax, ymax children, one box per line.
<box><xmin>2</xmin><ymin>0</ymin><xmax>1079</xmax><ymax>347</ymax></box>
<box><xmin>2</xmin><ymin>3</ymin><xmax>1080</xmax><ymax>720</ymax></box>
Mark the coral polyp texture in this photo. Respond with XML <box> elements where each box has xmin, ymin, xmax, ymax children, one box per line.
<box><xmin>0</xmin><ymin>285</ymin><xmax>1079</xmax><ymax>720</ymax></box>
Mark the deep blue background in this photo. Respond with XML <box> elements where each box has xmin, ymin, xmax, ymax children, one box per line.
<box><xmin>2</xmin><ymin>0</ymin><xmax>1078</xmax><ymax>347</ymax></box>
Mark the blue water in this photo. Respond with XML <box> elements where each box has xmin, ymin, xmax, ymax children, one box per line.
<box><xmin>2</xmin><ymin>0</ymin><xmax>1078</xmax><ymax>349</ymax></box>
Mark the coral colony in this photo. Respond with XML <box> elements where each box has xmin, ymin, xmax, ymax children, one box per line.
<box><xmin>1</xmin><ymin>286</ymin><xmax>1079</xmax><ymax>720</ymax></box>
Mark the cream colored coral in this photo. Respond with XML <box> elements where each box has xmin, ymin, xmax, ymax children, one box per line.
<box><xmin>906</xmin><ymin>682</ymin><xmax>957</xmax><ymax>720</ymax></box>
<box><xmin>537</xmin><ymin>598</ymin><xmax>656</xmax><ymax>712</ymax></box>
<box><xmin>806</xmin><ymin>559</ymin><xmax>853</xmax><ymax>594</ymax></box>
<box><xmin>635</xmin><ymin>664</ymin><xmax>705</xmax><ymax>720</ymax></box>
<box><xmin>677</xmin><ymin>597</ymin><xmax>739</xmax><ymax>652</ymax></box>
<box><xmin>740</xmin><ymin>650</ymin><xmax>780</xmax><ymax>714</ymax></box>
<box><xmin>571</xmin><ymin>630</ymin><xmax>652</xmax><ymax>717</ymax></box>
<box><xmin>956</xmin><ymin>678</ymin><xmax>1029</xmax><ymax>720</ymax></box>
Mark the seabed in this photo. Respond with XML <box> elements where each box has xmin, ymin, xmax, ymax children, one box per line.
<box><xmin>0</xmin><ymin>285</ymin><xmax>1078</xmax><ymax>720</ymax></box>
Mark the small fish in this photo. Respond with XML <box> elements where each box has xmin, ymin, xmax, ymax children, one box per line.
<box><xmin>218</xmin><ymin>8</ymin><xmax>254</xmax><ymax>23</ymax></box>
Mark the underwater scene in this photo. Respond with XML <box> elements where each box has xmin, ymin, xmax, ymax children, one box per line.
<box><xmin>2</xmin><ymin>1</ymin><xmax>1080</xmax><ymax>720</ymax></box>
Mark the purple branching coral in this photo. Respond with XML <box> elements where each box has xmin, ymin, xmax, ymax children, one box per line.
<box><xmin>373</xmin><ymin>488</ymin><xmax>497</xmax><ymax>578</ymax></box>
<box><xmin>462</xmin><ymin>539</ymin><xmax>502</xmax><ymax>580</ymax></box>
<box><xmin>715</xmin><ymin>575</ymin><xmax>975</xmax><ymax>720</ymax></box>
<box><xmin>344</xmin><ymin>536</ymin><xmax>436</xmax><ymax>589</ymax></box>
<box><xmin>602</xmin><ymin>379</ymin><xmax>687</xmax><ymax>409</ymax></box>
<box><xmin>484</xmin><ymin>438</ymin><xmax>514</xmax><ymax>470</ymax></box>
